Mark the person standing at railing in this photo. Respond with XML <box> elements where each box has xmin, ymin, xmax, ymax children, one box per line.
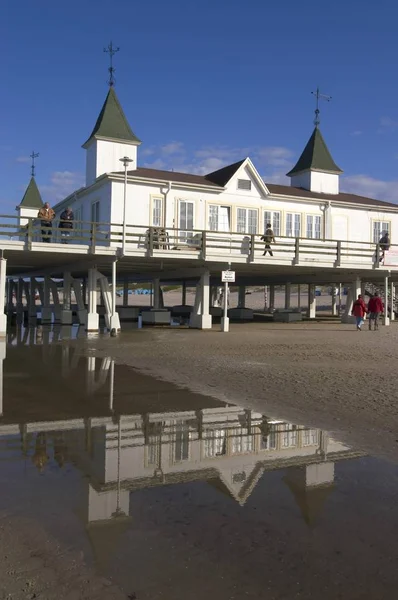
<box><xmin>37</xmin><ymin>202</ymin><xmax>55</xmax><ymax>243</ymax></box>
<box><xmin>261</xmin><ymin>223</ymin><xmax>275</xmax><ymax>256</ymax></box>
<box><xmin>379</xmin><ymin>231</ymin><xmax>390</xmax><ymax>263</ymax></box>
<box><xmin>367</xmin><ymin>292</ymin><xmax>384</xmax><ymax>331</ymax></box>
<box><xmin>351</xmin><ymin>294</ymin><xmax>367</xmax><ymax>331</ymax></box>
<box><xmin>59</xmin><ymin>207</ymin><xmax>74</xmax><ymax>244</ymax></box>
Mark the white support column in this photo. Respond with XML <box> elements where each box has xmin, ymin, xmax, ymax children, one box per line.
<box><xmin>0</xmin><ymin>259</ymin><xmax>7</xmax><ymax>336</ymax></box>
<box><xmin>41</xmin><ymin>276</ymin><xmax>52</xmax><ymax>323</ymax></box>
<box><xmin>109</xmin><ymin>260</ymin><xmax>121</xmax><ymax>331</ymax></box>
<box><xmin>86</xmin><ymin>268</ymin><xmax>99</xmax><ymax>332</ymax></box>
<box><xmin>0</xmin><ymin>340</ymin><xmax>5</xmax><ymax>415</ymax></box>
<box><xmin>61</xmin><ymin>272</ymin><xmax>73</xmax><ymax>325</ymax></box>
<box><xmin>390</xmin><ymin>282</ymin><xmax>395</xmax><ymax>321</ymax></box>
<box><xmin>331</xmin><ymin>284</ymin><xmax>337</xmax><ymax>316</ymax></box>
<box><xmin>285</xmin><ymin>283</ymin><xmax>291</xmax><ymax>309</ymax></box>
<box><xmin>342</xmin><ymin>279</ymin><xmax>360</xmax><ymax>323</ymax></box>
<box><xmin>221</xmin><ymin>280</ymin><xmax>229</xmax><ymax>332</ymax></box>
<box><xmin>269</xmin><ymin>285</ymin><xmax>275</xmax><ymax>312</ymax></box>
<box><xmin>123</xmin><ymin>279</ymin><xmax>129</xmax><ymax>307</ymax></box>
<box><xmin>384</xmin><ymin>276</ymin><xmax>390</xmax><ymax>326</ymax></box>
<box><xmin>238</xmin><ymin>286</ymin><xmax>246</xmax><ymax>308</ymax></box>
<box><xmin>338</xmin><ymin>283</ymin><xmax>342</xmax><ymax>316</ymax></box>
<box><xmin>189</xmin><ymin>271</ymin><xmax>212</xmax><ymax>329</ymax></box>
<box><xmin>297</xmin><ymin>284</ymin><xmax>301</xmax><ymax>310</ymax></box>
<box><xmin>307</xmin><ymin>284</ymin><xmax>316</xmax><ymax>319</ymax></box>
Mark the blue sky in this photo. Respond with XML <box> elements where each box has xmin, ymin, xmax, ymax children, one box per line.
<box><xmin>2</xmin><ymin>0</ymin><xmax>398</xmax><ymax>209</ymax></box>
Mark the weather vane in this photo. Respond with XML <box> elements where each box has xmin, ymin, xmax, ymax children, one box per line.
<box><xmin>104</xmin><ymin>41</ymin><xmax>120</xmax><ymax>87</ymax></box>
<box><xmin>311</xmin><ymin>87</ymin><xmax>332</xmax><ymax>127</ymax></box>
<box><xmin>30</xmin><ymin>151</ymin><xmax>39</xmax><ymax>178</ymax></box>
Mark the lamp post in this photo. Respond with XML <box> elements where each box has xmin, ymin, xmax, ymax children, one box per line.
<box><xmin>119</xmin><ymin>156</ymin><xmax>133</xmax><ymax>255</ymax></box>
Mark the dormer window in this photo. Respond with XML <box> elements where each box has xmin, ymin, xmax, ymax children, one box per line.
<box><xmin>237</xmin><ymin>179</ymin><xmax>251</xmax><ymax>191</ymax></box>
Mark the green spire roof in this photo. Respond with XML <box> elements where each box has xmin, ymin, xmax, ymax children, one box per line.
<box><xmin>82</xmin><ymin>87</ymin><xmax>141</xmax><ymax>148</ymax></box>
<box><xmin>18</xmin><ymin>177</ymin><xmax>43</xmax><ymax>209</ymax></box>
<box><xmin>286</xmin><ymin>127</ymin><xmax>342</xmax><ymax>177</ymax></box>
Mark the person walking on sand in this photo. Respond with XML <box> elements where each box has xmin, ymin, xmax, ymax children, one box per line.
<box><xmin>261</xmin><ymin>223</ymin><xmax>275</xmax><ymax>256</ymax></box>
<box><xmin>351</xmin><ymin>294</ymin><xmax>367</xmax><ymax>331</ymax></box>
<box><xmin>367</xmin><ymin>291</ymin><xmax>384</xmax><ymax>331</ymax></box>
<box><xmin>38</xmin><ymin>202</ymin><xmax>55</xmax><ymax>243</ymax></box>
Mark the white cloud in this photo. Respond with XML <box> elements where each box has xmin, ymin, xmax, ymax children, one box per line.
<box><xmin>141</xmin><ymin>141</ymin><xmax>293</xmax><ymax>183</ymax></box>
<box><xmin>341</xmin><ymin>174</ymin><xmax>398</xmax><ymax>202</ymax></box>
<box><xmin>378</xmin><ymin>116</ymin><xmax>398</xmax><ymax>133</ymax></box>
<box><xmin>350</xmin><ymin>130</ymin><xmax>362</xmax><ymax>136</ymax></box>
<box><xmin>16</xmin><ymin>155</ymin><xmax>31</xmax><ymax>163</ymax></box>
<box><xmin>41</xmin><ymin>170</ymin><xmax>85</xmax><ymax>201</ymax></box>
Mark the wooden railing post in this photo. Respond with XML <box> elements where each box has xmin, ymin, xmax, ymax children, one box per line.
<box><xmin>375</xmin><ymin>243</ymin><xmax>380</xmax><ymax>267</ymax></box>
<box><xmin>90</xmin><ymin>222</ymin><xmax>97</xmax><ymax>253</ymax></box>
<box><xmin>27</xmin><ymin>218</ymin><xmax>33</xmax><ymax>250</ymax></box>
<box><xmin>336</xmin><ymin>240</ymin><xmax>341</xmax><ymax>266</ymax></box>
<box><xmin>249</xmin><ymin>234</ymin><xmax>255</xmax><ymax>261</ymax></box>
<box><xmin>148</xmin><ymin>227</ymin><xmax>154</xmax><ymax>257</ymax></box>
<box><xmin>201</xmin><ymin>231</ymin><xmax>207</xmax><ymax>259</ymax></box>
<box><xmin>293</xmin><ymin>237</ymin><xmax>300</xmax><ymax>265</ymax></box>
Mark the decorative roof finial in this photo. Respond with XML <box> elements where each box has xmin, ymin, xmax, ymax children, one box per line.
<box><xmin>104</xmin><ymin>41</ymin><xmax>120</xmax><ymax>87</ymax></box>
<box><xmin>311</xmin><ymin>87</ymin><xmax>332</xmax><ymax>127</ymax></box>
<box><xmin>30</xmin><ymin>150</ymin><xmax>39</xmax><ymax>178</ymax></box>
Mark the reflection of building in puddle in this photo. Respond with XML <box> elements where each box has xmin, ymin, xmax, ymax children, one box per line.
<box><xmin>0</xmin><ymin>409</ymin><xmax>362</xmax><ymax>518</ymax></box>
<box><xmin>0</xmin><ymin>348</ymin><xmax>364</xmax><ymax>569</ymax></box>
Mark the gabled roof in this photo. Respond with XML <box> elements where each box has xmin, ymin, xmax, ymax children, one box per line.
<box><xmin>286</xmin><ymin>127</ymin><xmax>342</xmax><ymax>177</ymax></box>
<box><xmin>82</xmin><ymin>87</ymin><xmax>141</xmax><ymax>148</ymax></box>
<box><xmin>17</xmin><ymin>177</ymin><xmax>43</xmax><ymax>209</ymax></box>
<box><xmin>206</xmin><ymin>159</ymin><xmax>246</xmax><ymax>186</ymax></box>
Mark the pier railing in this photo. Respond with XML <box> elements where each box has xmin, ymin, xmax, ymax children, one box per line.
<box><xmin>0</xmin><ymin>215</ymin><xmax>395</xmax><ymax>268</ymax></box>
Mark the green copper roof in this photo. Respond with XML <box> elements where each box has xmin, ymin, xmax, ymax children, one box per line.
<box><xmin>18</xmin><ymin>177</ymin><xmax>43</xmax><ymax>209</ymax></box>
<box><xmin>286</xmin><ymin>127</ymin><xmax>342</xmax><ymax>177</ymax></box>
<box><xmin>82</xmin><ymin>87</ymin><xmax>141</xmax><ymax>148</ymax></box>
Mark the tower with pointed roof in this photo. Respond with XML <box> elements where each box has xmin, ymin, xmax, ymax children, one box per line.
<box><xmin>287</xmin><ymin>127</ymin><xmax>342</xmax><ymax>194</ymax></box>
<box><xmin>83</xmin><ymin>86</ymin><xmax>141</xmax><ymax>186</ymax></box>
<box><xmin>16</xmin><ymin>174</ymin><xmax>44</xmax><ymax>226</ymax></box>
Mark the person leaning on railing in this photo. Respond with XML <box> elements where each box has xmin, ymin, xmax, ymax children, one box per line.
<box><xmin>59</xmin><ymin>207</ymin><xmax>74</xmax><ymax>244</ymax></box>
<box><xmin>37</xmin><ymin>203</ymin><xmax>55</xmax><ymax>243</ymax></box>
<box><xmin>378</xmin><ymin>231</ymin><xmax>390</xmax><ymax>262</ymax></box>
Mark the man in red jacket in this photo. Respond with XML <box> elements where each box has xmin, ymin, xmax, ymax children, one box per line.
<box><xmin>367</xmin><ymin>292</ymin><xmax>384</xmax><ymax>331</ymax></box>
<box><xmin>351</xmin><ymin>294</ymin><xmax>367</xmax><ymax>331</ymax></box>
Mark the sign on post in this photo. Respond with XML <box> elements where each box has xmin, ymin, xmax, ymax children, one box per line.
<box><xmin>221</xmin><ymin>270</ymin><xmax>235</xmax><ymax>283</ymax></box>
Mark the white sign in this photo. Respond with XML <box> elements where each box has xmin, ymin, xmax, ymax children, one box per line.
<box><xmin>222</xmin><ymin>270</ymin><xmax>235</xmax><ymax>283</ymax></box>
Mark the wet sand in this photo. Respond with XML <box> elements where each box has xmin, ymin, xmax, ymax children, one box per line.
<box><xmin>90</xmin><ymin>320</ymin><xmax>398</xmax><ymax>463</ymax></box>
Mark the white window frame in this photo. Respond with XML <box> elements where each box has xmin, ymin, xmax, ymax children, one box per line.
<box><xmin>236</xmin><ymin>208</ymin><xmax>258</xmax><ymax>234</ymax></box>
<box><xmin>231</xmin><ymin>428</ymin><xmax>254</xmax><ymax>455</ymax></box>
<box><xmin>208</xmin><ymin>205</ymin><xmax>231</xmax><ymax>232</ymax></box>
<box><xmin>306</xmin><ymin>214</ymin><xmax>322</xmax><ymax>239</ymax></box>
<box><xmin>203</xmin><ymin>429</ymin><xmax>226</xmax><ymax>458</ymax></box>
<box><xmin>173</xmin><ymin>421</ymin><xmax>190</xmax><ymax>463</ymax></box>
<box><xmin>303</xmin><ymin>429</ymin><xmax>319</xmax><ymax>447</ymax></box>
<box><xmin>264</xmin><ymin>211</ymin><xmax>281</xmax><ymax>237</ymax></box>
<box><xmin>152</xmin><ymin>196</ymin><xmax>163</xmax><ymax>228</ymax></box>
<box><xmin>282</xmin><ymin>425</ymin><xmax>298</xmax><ymax>448</ymax></box>
<box><xmin>372</xmin><ymin>220</ymin><xmax>390</xmax><ymax>244</ymax></box>
<box><xmin>286</xmin><ymin>212</ymin><xmax>301</xmax><ymax>238</ymax></box>
<box><xmin>178</xmin><ymin>200</ymin><xmax>194</xmax><ymax>243</ymax></box>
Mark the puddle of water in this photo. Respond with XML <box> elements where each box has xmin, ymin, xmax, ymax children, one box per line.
<box><xmin>1</xmin><ymin>331</ymin><xmax>398</xmax><ymax>599</ymax></box>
